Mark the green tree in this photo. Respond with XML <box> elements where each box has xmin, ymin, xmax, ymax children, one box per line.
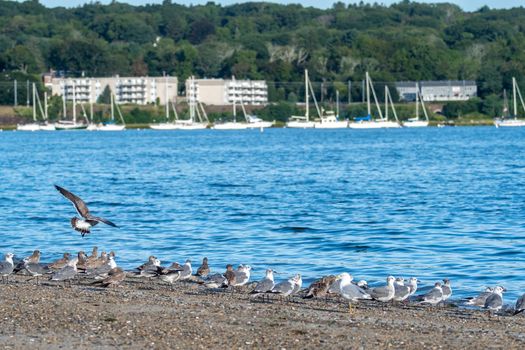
<box><xmin>97</xmin><ymin>85</ymin><xmax>112</xmax><ymax>104</ymax></box>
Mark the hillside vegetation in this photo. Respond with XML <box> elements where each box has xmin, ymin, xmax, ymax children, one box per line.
<box><xmin>1</xmin><ymin>0</ymin><xmax>524</xmax><ymax>120</ymax></box>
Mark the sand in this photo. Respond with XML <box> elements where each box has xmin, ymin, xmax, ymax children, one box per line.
<box><xmin>0</xmin><ymin>275</ymin><xmax>524</xmax><ymax>349</ymax></box>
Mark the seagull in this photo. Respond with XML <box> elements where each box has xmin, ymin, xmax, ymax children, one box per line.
<box><xmin>231</xmin><ymin>265</ymin><xmax>251</xmax><ymax>287</ymax></box>
<box><xmin>55</xmin><ymin>185</ymin><xmax>118</xmax><ymax>237</ymax></box>
<box><xmin>291</xmin><ymin>274</ymin><xmax>302</xmax><ymax>296</ymax></box>
<box><xmin>406</xmin><ymin>277</ymin><xmax>419</xmax><ymax>296</ymax></box>
<box><xmin>271</xmin><ymin>274</ymin><xmax>301</xmax><ymax>299</ymax></box>
<box><xmin>24</xmin><ymin>257</ymin><xmax>50</xmax><ymax>284</ymax></box>
<box><xmin>135</xmin><ymin>256</ymin><xmax>158</xmax><ymax>271</ymax></box>
<box><xmin>178</xmin><ymin>260</ymin><xmax>193</xmax><ymax>281</ymax></box>
<box><xmin>464</xmin><ymin>287</ymin><xmax>494</xmax><ymax>307</ymax></box>
<box><xmin>304</xmin><ymin>275</ymin><xmax>337</xmax><ymax>299</ymax></box>
<box><xmin>14</xmin><ymin>250</ymin><xmax>40</xmax><ymax>274</ymax></box>
<box><xmin>336</xmin><ymin>273</ymin><xmax>372</xmax><ymax>302</ymax></box>
<box><xmin>50</xmin><ymin>257</ymin><xmax>79</xmax><ymax>285</ymax></box>
<box><xmin>196</xmin><ymin>257</ymin><xmax>210</xmax><ymax>277</ymax></box>
<box><xmin>76</xmin><ymin>251</ymin><xmax>89</xmax><ymax>272</ymax></box>
<box><xmin>0</xmin><ymin>253</ymin><xmax>15</xmax><ymax>283</ymax></box>
<box><xmin>441</xmin><ymin>278</ymin><xmax>452</xmax><ymax>302</ymax></box>
<box><xmin>416</xmin><ymin>282</ymin><xmax>443</xmax><ymax>306</ymax></box>
<box><xmin>200</xmin><ymin>273</ymin><xmax>228</xmax><ymax>288</ymax></box>
<box><xmin>86</xmin><ymin>255</ymin><xmax>117</xmax><ymax>279</ymax></box>
<box><xmin>369</xmin><ymin>276</ymin><xmax>396</xmax><ymax>303</ymax></box>
<box><xmin>514</xmin><ymin>293</ymin><xmax>525</xmax><ymax>315</ymax></box>
<box><xmin>484</xmin><ymin>286</ymin><xmax>506</xmax><ymax>312</ymax></box>
<box><xmin>48</xmin><ymin>253</ymin><xmax>71</xmax><ymax>270</ymax></box>
<box><xmin>92</xmin><ymin>267</ymin><xmax>126</xmax><ymax>288</ymax></box>
<box><xmin>393</xmin><ymin>277</ymin><xmax>411</xmax><ymax>302</ymax></box>
<box><xmin>328</xmin><ymin>277</ymin><xmax>342</xmax><ymax>295</ymax></box>
<box><xmin>133</xmin><ymin>257</ymin><xmax>162</xmax><ymax>278</ymax></box>
<box><xmin>250</xmin><ymin>269</ymin><xmax>275</xmax><ymax>299</ymax></box>
<box><xmin>87</xmin><ymin>246</ymin><xmax>98</xmax><ymax>264</ymax></box>
<box><xmin>160</xmin><ymin>267</ymin><xmax>182</xmax><ymax>285</ymax></box>
<box><xmin>224</xmin><ymin>264</ymin><xmax>236</xmax><ymax>286</ymax></box>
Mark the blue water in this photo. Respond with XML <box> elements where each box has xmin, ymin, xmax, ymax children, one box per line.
<box><xmin>0</xmin><ymin>128</ymin><xmax>524</xmax><ymax>301</ymax></box>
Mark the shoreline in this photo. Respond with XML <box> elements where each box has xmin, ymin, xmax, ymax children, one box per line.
<box><xmin>1</xmin><ymin>275</ymin><xmax>524</xmax><ymax>349</ymax></box>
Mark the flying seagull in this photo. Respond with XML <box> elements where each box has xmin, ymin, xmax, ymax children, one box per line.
<box><xmin>55</xmin><ymin>185</ymin><xmax>118</xmax><ymax>236</ymax></box>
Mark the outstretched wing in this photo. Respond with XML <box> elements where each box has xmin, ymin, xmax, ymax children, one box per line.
<box><xmin>55</xmin><ymin>185</ymin><xmax>90</xmax><ymax>218</ymax></box>
<box><xmin>91</xmin><ymin>216</ymin><xmax>118</xmax><ymax>228</ymax></box>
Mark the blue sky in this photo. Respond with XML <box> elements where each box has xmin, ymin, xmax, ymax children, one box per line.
<box><xmin>27</xmin><ymin>0</ymin><xmax>525</xmax><ymax>12</ymax></box>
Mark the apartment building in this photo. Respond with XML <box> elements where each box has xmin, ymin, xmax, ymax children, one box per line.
<box><xmin>43</xmin><ymin>74</ymin><xmax>178</xmax><ymax>105</ymax></box>
<box><xmin>186</xmin><ymin>78</ymin><xmax>268</xmax><ymax>106</ymax></box>
<box><xmin>395</xmin><ymin>80</ymin><xmax>477</xmax><ymax>102</ymax></box>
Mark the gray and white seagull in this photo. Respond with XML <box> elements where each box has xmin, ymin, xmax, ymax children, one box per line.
<box><xmin>55</xmin><ymin>185</ymin><xmax>118</xmax><ymax>237</ymax></box>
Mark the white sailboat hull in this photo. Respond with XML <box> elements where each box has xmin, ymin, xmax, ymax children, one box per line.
<box><xmin>494</xmin><ymin>119</ymin><xmax>525</xmax><ymax>127</ymax></box>
<box><xmin>286</xmin><ymin>121</ymin><xmax>315</xmax><ymax>128</ymax></box>
<box><xmin>212</xmin><ymin>122</ymin><xmax>250</xmax><ymax>130</ymax></box>
<box><xmin>86</xmin><ymin>124</ymin><xmax>98</xmax><ymax>131</ymax></box>
<box><xmin>314</xmin><ymin>121</ymin><xmax>348</xmax><ymax>129</ymax></box>
<box><xmin>403</xmin><ymin>120</ymin><xmax>429</xmax><ymax>128</ymax></box>
<box><xmin>55</xmin><ymin>121</ymin><xmax>87</xmax><ymax>130</ymax></box>
<box><xmin>17</xmin><ymin>123</ymin><xmax>41</xmax><ymax>131</ymax></box>
<box><xmin>349</xmin><ymin>120</ymin><xmax>401</xmax><ymax>129</ymax></box>
<box><xmin>150</xmin><ymin>123</ymin><xmax>179</xmax><ymax>130</ymax></box>
<box><xmin>39</xmin><ymin>123</ymin><xmax>56</xmax><ymax>131</ymax></box>
<box><xmin>247</xmin><ymin>121</ymin><xmax>273</xmax><ymax>128</ymax></box>
<box><xmin>176</xmin><ymin>123</ymin><xmax>208</xmax><ymax>130</ymax></box>
<box><xmin>97</xmin><ymin>124</ymin><xmax>125</xmax><ymax>131</ymax></box>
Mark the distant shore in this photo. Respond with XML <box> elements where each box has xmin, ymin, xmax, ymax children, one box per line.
<box><xmin>0</xmin><ymin>121</ymin><xmax>498</xmax><ymax>131</ymax></box>
<box><xmin>0</xmin><ymin>275</ymin><xmax>523</xmax><ymax>349</ymax></box>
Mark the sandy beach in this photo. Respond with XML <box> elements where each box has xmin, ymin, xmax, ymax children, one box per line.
<box><xmin>0</xmin><ymin>275</ymin><xmax>524</xmax><ymax>349</ymax></box>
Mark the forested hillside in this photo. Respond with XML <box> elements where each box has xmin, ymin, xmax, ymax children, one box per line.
<box><xmin>1</xmin><ymin>0</ymin><xmax>525</xmax><ymax>111</ymax></box>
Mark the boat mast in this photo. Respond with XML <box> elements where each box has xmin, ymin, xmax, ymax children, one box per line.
<box><xmin>366</xmin><ymin>72</ymin><xmax>371</xmax><ymax>117</ymax></box>
<box><xmin>62</xmin><ymin>87</ymin><xmax>66</xmax><ymax>120</ymax></box>
<box><xmin>44</xmin><ymin>91</ymin><xmax>48</xmax><ymax>122</ymax></box>
<box><xmin>416</xmin><ymin>83</ymin><xmax>420</xmax><ymax>121</ymax></box>
<box><xmin>110</xmin><ymin>93</ymin><xmax>114</xmax><ymax>121</ymax></box>
<box><xmin>165</xmin><ymin>74</ymin><xmax>169</xmax><ymax>122</ymax></box>
<box><xmin>232</xmin><ymin>76</ymin><xmax>237</xmax><ymax>123</ymax></box>
<box><xmin>384</xmin><ymin>85</ymin><xmax>389</xmax><ymax>121</ymax></box>
<box><xmin>72</xmin><ymin>81</ymin><xmax>76</xmax><ymax>123</ymax></box>
<box><xmin>336</xmin><ymin>90</ymin><xmax>340</xmax><ymax>119</ymax></box>
<box><xmin>32</xmin><ymin>83</ymin><xmax>36</xmax><ymax>122</ymax></box>
<box><xmin>190</xmin><ymin>76</ymin><xmax>196</xmax><ymax>123</ymax></box>
<box><xmin>305</xmin><ymin>69</ymin><xmax>309</xmax><ymax>122</ymax></box>
<box><xmin>513</xmin><ymin>77</ymin><xmax>517</xmax><ymax>118</ymax></box>
<box><xmin>367</xmin><ymin>72</ymin><xmax>384</xmax><ymax>120</ymax></box>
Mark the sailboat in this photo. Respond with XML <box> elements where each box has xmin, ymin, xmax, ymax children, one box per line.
<box><xmin>239</xmin><ymin>94</ymin><xmax>273</xmax><ymax>129</ymax></box>
<box><xmin>150</xmin><ymin>75</ymin><xmax>182</xmax><ymax>130</ymax></box>
<box><xmin>39</xmin><ymin>91</ymin><xmax>56</xmax><ymax>131</ymax></box>
<box><xmin>55</xmin><ymin>82</ymin><xmax>87</xmax><ymax>130</ymax></box>
<box><xmin>213</xmin><ymin>76</ymin><xmax>251</xmax><ymax>130</ymax></box>
<box><xmin>494</xmin><ymin>77</ymin><xmax>525</xmax><ymax>127</ymax></box>
<box><xmin>85</xmin><ymin>102</ymin><xmax>98</xmax><ymax>131</ymax></box>
<box><xmin>403</xmin><ymin>83</ymin><xmax>429</xmax><ymax>127</ymax></box>
<box><xmin>349</xmin><ymin>72</ymin><xmax>400</xmax><ymax>129</ymax></box>
<box><xmin>173</xmin><ymin>76</ymin><xmax>208</xmax><ymax>130</ymax></box>
<box><xmin>287</xmin><ymin>69</ymin><xmax>316</xmax><ymax>128</ymax></box>
<box><xmin>97</xmin><ymin>94</ymin><xmax>126</xmax><ymax>131</ymax></box>
<box><xmin>17</xmin><ymin>83</ymin><xmax>45</xmax><ymax>131</ymax></box>
<box><xmin>314</xmin><ymin>90</ymin><xmax>348</xmax><ymax>128</ymax></box>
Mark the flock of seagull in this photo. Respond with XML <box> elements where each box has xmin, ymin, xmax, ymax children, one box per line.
<box><xmin>0</xmin><ymin>247</ymin><xmax>524</xmax><ymax>316</ymax></box>
<box><xmin>0</xmin><ymin>185</ymin><xmax>523</xmax><ymax>318</ymax></box>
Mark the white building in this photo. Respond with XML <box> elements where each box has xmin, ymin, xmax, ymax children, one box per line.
<box><xmin>186</xmin><ymin>78</ymin><xmax>268</xmax><ymax>106</ymax></box>
<box><xmin>395</xmin><ymin>80</ymin><xmax>477</xmax><ymax>102</ymax></box>
<box><xmin>44</xmin><ymin>74</ymin><xmax>178</xmax><ymax>105</ymax></box>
